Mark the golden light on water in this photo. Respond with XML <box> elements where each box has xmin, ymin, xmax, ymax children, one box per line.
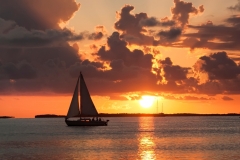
<box><xmin>138</xmin><ymin>117</ymin><xmax>156</xmax><ymax>160</ymax></box>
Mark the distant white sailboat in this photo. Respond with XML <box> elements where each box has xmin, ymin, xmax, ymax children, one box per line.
<box><xmin>65</xmin><ymin>72</ymin><xmax>109</xmax><ymax>126</ymax></box>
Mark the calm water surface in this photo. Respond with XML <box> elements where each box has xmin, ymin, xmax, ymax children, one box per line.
<box><xmin>0</xmin><ymin>116</ymin><xmax>239</xmax><ymax>160</ymax></box>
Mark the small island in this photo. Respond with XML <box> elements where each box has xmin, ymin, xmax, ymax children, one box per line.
<box><xmin>35</xmin><ymin>114</ymin><xmax>66</xmax><ymax>118</ymax></box>
<box><xmin>0</xmin><ymin>116</ymin><xmax>15</xmax><ymax>119</ymax></box>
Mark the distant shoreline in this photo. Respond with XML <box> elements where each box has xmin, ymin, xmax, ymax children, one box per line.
<box><xmin>0</xmin><ymin>116</ymin><xmax>15</xmax><ymax>119</ymax></box>
<box><xmin>35</xmin><ymin>113</ymin><xmax>240</xmax><ymax>118</ymax></box>
<box><xmin>35</xmin><ymin>114</ymin><xmax>65</xmax><ymax>118</ymax></box>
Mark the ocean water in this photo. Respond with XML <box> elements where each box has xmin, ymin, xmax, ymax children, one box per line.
<box><xmin>0</xmin><ymin>116</ymin><xmax>239</xmax><ymax>160</ymax></box>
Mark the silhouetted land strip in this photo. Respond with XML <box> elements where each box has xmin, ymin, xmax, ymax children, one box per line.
<box><xmin>35</xmin><ymin>114</ymin><xmax>65</xmax><ymax>118</ymax></box>
<box><xmin>0</xmin><ymin>116</ymin><xmax>15</xmax><ymax>119</ymax></box>
<box><xmin>98</xmin><ymin>113</ymin><xmax>240</xmax><ymax>117</ymax></box>
<box><xmin>35</xmin><ymin>113</ymin><xmax>240</xmax><ymax>118</ymax></box>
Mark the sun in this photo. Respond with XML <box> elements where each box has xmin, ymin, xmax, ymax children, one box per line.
<box><xmin>139</xmin><ymin>95</ymin><xmax>155</xmax><ymax>108</ymax></box>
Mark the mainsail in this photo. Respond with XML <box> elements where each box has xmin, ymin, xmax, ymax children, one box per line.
<box><xmin>66</xmin><ymin>76</ymin><xmax>80</xmax><ymax>118</ymax></box>
<box><xmin>66</xmin><ymin>72</ymin><xmax>98</xmax><ymax>118</ymax></box>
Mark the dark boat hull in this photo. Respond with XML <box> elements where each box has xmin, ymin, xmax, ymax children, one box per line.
<box><xmin>65</xmin><ymin>119</ymin><xmax>109</xmax><ymax>126</ymax></box>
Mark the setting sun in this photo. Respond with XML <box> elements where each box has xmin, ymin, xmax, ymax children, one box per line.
<box><xmin>139</xmin><ymin>96</ymin><xmax>155</xmax><ymax>108</ymax></box>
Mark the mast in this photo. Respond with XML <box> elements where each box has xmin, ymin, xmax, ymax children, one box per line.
<box><xmin>162</xmin><ymin>103</ymin><xmax>163</xmax><ymax>113</ymax></box>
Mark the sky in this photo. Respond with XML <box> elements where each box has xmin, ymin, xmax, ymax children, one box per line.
<box><xmin>1</xmin><ymin>0</ymin><xmax>240</xmax><ymax>117</ymax></box>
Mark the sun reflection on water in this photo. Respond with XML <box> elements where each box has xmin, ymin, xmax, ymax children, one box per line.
<box><xmin>138</xmin><ymin>117</ymin><xmax>156</xmax><ymax>160</ymax></box>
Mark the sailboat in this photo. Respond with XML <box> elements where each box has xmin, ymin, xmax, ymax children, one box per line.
<box><xmin>65</xmin><ymin>72</ymin><xmax>109</xmax><ymax>126</ymax></box>
<box><xmin>156</xmin><ymin>97</ymin><xmax>165</xmax><ymax>116</ymax></box>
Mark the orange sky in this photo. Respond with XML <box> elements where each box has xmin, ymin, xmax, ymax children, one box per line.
<box><xmin>1</xmin><ymin>0</ymin><xmax>240</xmax><ymax>117</ymax></box>
<box><xmin>1</xmin><ymin>95</ymin><xmax>239</xmax><ymax>118</ymax></box>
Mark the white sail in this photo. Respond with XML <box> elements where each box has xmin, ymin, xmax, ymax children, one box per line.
<box><xmin>66</xmin><ymin>76</ymin><xmax>80</xmax><ymax>118</ymax></box>
<box><xmin>80</xmin><ymin>73</ymin><xmax>98</xmax><ymax>116</ymax></box>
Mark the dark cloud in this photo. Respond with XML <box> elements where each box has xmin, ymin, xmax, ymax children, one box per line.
<box><xmin>163</xmin><ymin>65</ymin><xmax>188</xmax><ymax>82</ymax></box>
<box><xmin>139</xmin><ymin>17</ymin><xmax>159</xmax><ymax>27</ymax></box>
<box><xmin>87</xmin><ymin>25</ymin><xmax>106</xmax><ymax>40</ymax></box>
<box><xmin>160</xmin><ymin>57</ymin><xmax>188</xmax><ymax>82</ymax></box>
<box><xmin>0</xmin><ymin>0</ymin><xmax>90</xmax><ymax>95</ymax></box>
<box><xmin>0</xmin><ymin>1</ymin><xmax>84</xmax><ymax>90</ymax></box>
<box><xmin>88</xmin><ymin>32</ymin><xmax>104</xmax><ymax>40</ymax></box>
<box><xmin>115</xmin><ymin>5</ymin><xmax>146</xmax><ymax>35</ymax></box>
<box><xmin>114</xmin><ymin>4</ymin><xmax>185</xmax><ymax>46</ymax></box>
<box><xmin>160</xmin><ymin>17</ymin><xmax>176</xmax><ymax>27</ymax></box>
<box><xmin>172</xmin><ymin>0</ymin><xmax>204</xmax><ymax>27</ymax></box>
<box><xmin>66</xmin><ymin>65</ymin><xmax>159</xmax><ymax>95</ymax></box>
<box><xmin>225</xmin><ymin>15</ymin><xmax>240</xmax><ymax>27</ymax></box>
<box><xmin>0</xmin><ymin>24</ymin><xmax>86</xmax><ymax>47</ymax></box>
<box><xmin>0</xmin><ymin>18</ymin><xmax>17</xmax><ymax>34</ymax></box>
<box><xmin>157</xmin><ymin>27</ymin><xmax>182</xmax><ymax>40</ymax></box>
<box><xmin>139</xmin><ymin>17</ymin><xmax>175</xmax><ymax>27</ymax></box>
<box><xmin>0</xmin><ymin>45</ymin><xmax>80</xmax><ymax>66</ymax></box>
<box><xmin>164</xmin><ymin>94</ymin><xmax>215</xmax><ymax>100</ymax></box>
<box><xmin>192</xmin><ymin>52</ymin><xmax>240</xmax><ymax>95</ymax></box>
<box><xmin>193</xmin><ymin>52</ymin><xmax>240</xmax><ymax>80</ymax></box>
<box><xmin>180</xmin><ymin>20</ymin><xmax>240</xmax><ymax>50</ymax></box>
<box><xmin>110</xmin><ymin>59</ymin><xmax>125</xmax><ymax>71</ymax></box>
<box><xmin>81</xmin><ymin>59</ymin><xmax>104</xmax><ymax>69</ymax></box>
<box><xmin>228</xmin><ymin>0</ymin><xmax>240</xmax><ymax>11</ymax></box>
<box><xmin>222</xmin><ymin>96</ymin><xmax>234</xmax><ymax>101</ymax></box>
<box><xmin>227</xmin><ymin>52</ymin><xmax>240</xmax><ymax>62</ymax></box>
<box><xmin>114</xmin><ymin>5</ymin><xmax>159</xmax><ymax>45</ymax></box>
<box><xmin>1</xmin><ymin>1</ymin><xmax>240</xmax><ymax>99</ymax></box>
<box><xmin>0</xmin><ymin>44</ymin><xmax>82</xmax><ymax>95</ymax></box>
<box><xmin>160</xmin><ymin>57</ymin><xmax>173</xmax><ymax>65</ymax></box>
<box><xmin>97</xmin><ymin>32</ymin><xmax>153</xmax><ymax>69</ymax></box>
<box><xmin>0</xmin><ymin>0</ymin><xmax>80</xmax><ymax>30</ymax></box>
<box><xmin>2</xmin><ymin>61</ymin><xmax>37</xmax><ymax>79</ymax></box>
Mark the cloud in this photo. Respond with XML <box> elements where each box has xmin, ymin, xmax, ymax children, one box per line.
<box><xmin>88</xmin><ymin>32</ymin><xmax>104</xmax><ymax>40</ymax></box>
<box><xmin>225</xmin><ymin>15</ymin><xmax>240</xmax><ymax>27</ymax></box>
<box><xmin>222</xmin><ymin>96</ymin><xmax>234</xmax><ymax>101</ymax></box>
<box><xmin>81</xmin><ymin>59</ymin><xmax>105</xmax><ymax>69</ymax></box>
<box><xmin>192</xmin><ymin>52</ymin><xmax>240</xmax><ymax>95</ymax></box>
<box><xmin>193</xmin><ymin>52</ymin><xmax>240</xmax><ymax>80</ymax></box>
<box><xmin>139</xmin><ymin>17</ymin><xmax>175</xmax><ymax>27</ymax></box>
<box><xmin>159</xmin><ymin>57</ymin><xmax>188</xmax><ymax>82</ymax></box>
<box><xmin>0</xmin><ymin>0</ymin><xmax>80</xmax><ymax>30</ymax></box>
<box><xmin>0</xmin><ymin>0</ymin><xmax>83</xmax><ymax>89</ymax></box>
<box><xmin>1</xmin><ymin>0</ymin><xmax>240</xmax><ymax>98</ymax></box>
<box><xmin>164</xmin><ymin>94</ymin><xmax>215</xmax><ymax>100</ymax></box>
<box><xmin>114</xmin><ymin>5</ymin><xmax>159</xmax><ymax>46</ymax></box>
<box><xmin>139</xmin><ymin>17</ymin><xmax>160</xmax><ymax>27</ymax></box>
<box><xmin>2</xmin><ymin>61</ymin><xmax>37</xmax><ymax>79</ymax></box>
<box><xmin>0</xmin><ymin>0</ymin><xmax>106</xmax><ymax>95</ymax></box>
<box><xmin>171</xmin><ymin>0</ymin><xmax>204</xmax><ymax>27</ymax></box>
<box><xmin>157</xmin><ymin>27</ymin><xmax>182</xmax><ymax>40</ymax></box>
<box><xmin>180</xmin><ymin>21</ymin><xmax>240</xmax><ymax>50</ymax></box>
<box><xmin>0</xmin><ymin>24</ymin><xmax>86</xmax><ymax>47</ymax></box>
<box><xmin>97</xmin><ymin>32</ymin><xmax>153</xmax><ymax>69</ymax></box>
<box><xmin>113</xmin><ymin>4</ymin><xmax>186</xmax><ymax>46</ymax></box>
<box><xmin>228</xmin><ymin>0</ymin><xmax>240</xmax><ymax>11</ymax></box>
<box><xmin>87</xmin><ymin>25</ymin><xmax>106</xmax><ymax>40</ymax></box>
